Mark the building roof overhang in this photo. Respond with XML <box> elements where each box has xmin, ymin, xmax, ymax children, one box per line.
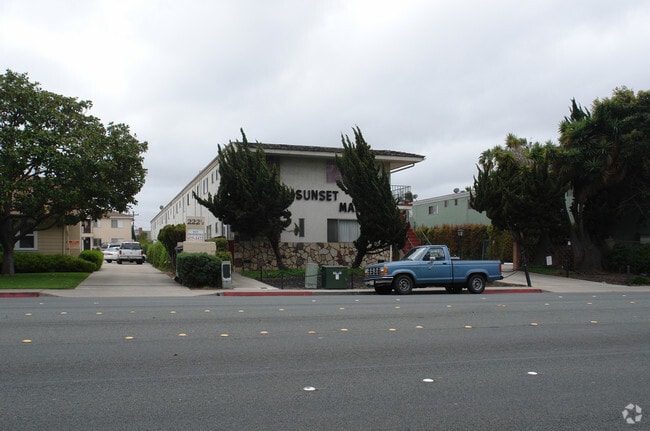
<box><xmin>249</xmin><ymin>143</ymin><xmax>425</xmax><ymax>173</ymax></box>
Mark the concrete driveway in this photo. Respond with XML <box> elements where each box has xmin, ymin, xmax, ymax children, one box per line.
<box><xmin>53</xmin><ymin>261</ymin><xmax>214</xmax><ymax>298</ymax></box>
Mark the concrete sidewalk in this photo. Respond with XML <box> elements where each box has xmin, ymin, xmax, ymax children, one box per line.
<box><xmin>2</xmin><ymin>268</ymin><xmax>650</xmax><ymax>298</ymax></box>
<box><xmin>497</xmin><ymin>270</ymin><xmax>650</xmax><ymax>293</ymax></box>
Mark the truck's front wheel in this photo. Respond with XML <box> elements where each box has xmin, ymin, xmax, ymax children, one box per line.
<box><xmin>466</xmin><ymin>274</ymin><xmax>486</xmax><ymax>294</ymax></box>
<box><xmin>393</xmin><ymin>275</ymin><xmax>413</xmax><ymax>295</ymax></box>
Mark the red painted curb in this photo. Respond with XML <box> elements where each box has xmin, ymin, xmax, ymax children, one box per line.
<box><xmin>221</xmin><ymin>291</ymin><xmax>314</xmax><ymax>297</ymax></box>
<box><xmin>485</xmin><ymin>289</ymin><xmax>543</xmax><ymax>294</ymax></box>
<box><xmin>0</xmin><ymin>292</ymin><xmax>40</xmax><ymax>298</ymax></box>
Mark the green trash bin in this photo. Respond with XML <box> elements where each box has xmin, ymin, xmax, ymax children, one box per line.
<box><xmin>321</xmin><ymin>265</ymin><xmax>347</xmax><ymax>289</ymax></box>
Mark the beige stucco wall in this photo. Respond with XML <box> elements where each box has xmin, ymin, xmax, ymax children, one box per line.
<box><xmin>21</xmin><ymin>224</ymin><xmax>82</xmax><ymax>257</ymax></box>
<box><xmin>92</xmin><ymin>215</ymin><xmax>132</xmax><ymax>246</ymax></box>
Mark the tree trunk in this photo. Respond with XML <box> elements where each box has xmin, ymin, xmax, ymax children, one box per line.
<box><xmin>570</xmin><ymin>202</ymin><xmax>603</xmax><ymax>271</ymax></box>
<box><xmin>351</xmin><ymin>242</ymin><xmax>367</xmax><ymax>269</ymax></box>
<box><xmin>267</xmin><ymin>235</ymin><xmax>286</xmax><ymax>270</ymax></box>
<box><xmin>1</xmin><ymin>218</ymin><xmax>16</xmax><ymax>275</ymax></box>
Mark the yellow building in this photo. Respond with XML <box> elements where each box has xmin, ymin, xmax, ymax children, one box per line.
<box><xmin>15</xmin><ymin>212</ymin><xmax>134</xmax><ymax>257</ymax></box>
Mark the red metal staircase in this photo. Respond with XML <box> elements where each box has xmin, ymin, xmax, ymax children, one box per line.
<box><xmin>402</xmin><ymin>227</ymin><xmax>421</xmax><ymax>255</ymax></box>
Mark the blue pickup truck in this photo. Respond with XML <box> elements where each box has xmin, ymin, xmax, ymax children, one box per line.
<box><xmin>364</xmin><ymin>245</ymin><xmax>503</xmax><ymax>295</ymax></box>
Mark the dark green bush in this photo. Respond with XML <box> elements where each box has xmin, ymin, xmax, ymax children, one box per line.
<box><xmin>215</xmin><ymin>250</ymin><xmax>233</xmax><ymax>263</ymax></box>
<box><xmin>6</xmin><ymin>252</ymin><xmax>96</xmax><ymax>273</ymax></box>
<box><xmin>605</xmin><ymin>242</ymin><xmax>631</xmax><ymax>271</ymax></box>
<box><xmin>144</xmin><ymin>242</ymin><xmax>172</xmax><ymax>271</ymax></box>
<box><xmin>631</xmin><ymin>244</ymin><xmax>650</xmax><ymax>273</ymax></box>
<box><xmin>176</xmin><ymin>252</ymin><xmax>221</xmax><ymax>288</ymax></box>
<box><xmin>209</xmin><ymin>237</ymin><xmax>229</xmax><ymax>252</ymax></box>
<box><xmin>79</xmin><ymin>250</ymin><xmax>104</xmax><ymax>270</ymax></box>
<box><xmin>605</xmin><ymin>242</ymin><xmax>650</xmax><ymax>273</ymax></box>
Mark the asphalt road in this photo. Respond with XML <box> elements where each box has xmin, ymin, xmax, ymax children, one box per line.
<box><xmin>1</xmin><ymin>293</ymin><xmax>648</xmax><ymax>430</ymax></box>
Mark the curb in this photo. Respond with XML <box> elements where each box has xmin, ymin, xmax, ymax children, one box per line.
<box><xmin>218</xmin><ymin>288</ymin><xmax>544</xmax><ymax>297</ymax></box>
<box><xmin>0</xmin><ymin>292</ymin><xmax>41</xmax><ymax>298</ymax></box>
<box><xmin>220</xmin><ymin>291</ymin><xmax>314</xmax><ymax>297</ymax></box>
<box><xmin>483</xmin><ymin>288</ymin><xmax>543</xmax><ymax>294</ymax></box>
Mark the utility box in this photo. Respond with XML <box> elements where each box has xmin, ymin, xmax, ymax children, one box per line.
<box><xmin>321</xmin><ymin>265</ymin><xmax>347</xmax><ymax>289</ymax></box>
<box><xmin>221</xmin><ymin>260</ymin><xmax>232</xmax><ymax>289</ymax></box>
<box><xmin>305</xmin><ymin>262</ymin><xmax>318</xmax><ymax>289</ymax></box>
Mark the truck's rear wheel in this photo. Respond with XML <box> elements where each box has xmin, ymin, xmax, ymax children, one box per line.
<box><xmin>466</xmin><ymin>274</ymin><xmax>486</xmax><ymax>294</ymax></box>
<box><xmin>375</xmin><ymin>286</ymin><xmax>392</xmax><ymax>295</ymax></box>
<box><xmin>393</xmin><ymin>275</ymin><xmax>413</xmax><ymax>295</ymax></box>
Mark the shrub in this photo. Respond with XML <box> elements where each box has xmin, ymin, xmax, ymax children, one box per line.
<box><xmin>157</xmin><ymin>224</ymin><xmax>185</xmax><ymax>270</ymax></box>
<box><xmin>215</xmin><ymin>250</ymin><xmax>233</xmax><ymax>263</ymax></box>
<box><xmin>79</xmin><ymin>250</ymin><xmax>104</xmax><ymax>270</ymax></box>
<box><xmin>144</xmin><ymin>242</ymin><xmax>172</xmax><ymax>271</ymax></box>
<box><xmin>631</xmin><ymin>244</ymin><xmax>650</xmax><ymax>273</ymax></box>
<box><xmin>605</xmin><ymin>242</ymin><xmax>650</xmax><ymax>273</ymax></box>
<box><xmin>176</xmin><ymin>252</ymin><xmax>221</xmax><ymax>288</ymax></box>
<box><xmin>605</xmin><ymin>242</ymin><xmax>631</xmax><ymax>272</ymax></box>
<box><xmin>7</xmin><ymin>252</ymin><xmax>96</xmax><ymax>273</ymax></box>
<box><xmin>209</xmin><ymin>237</ymin><xmax>229</xmax><ymax>252</ymax></box>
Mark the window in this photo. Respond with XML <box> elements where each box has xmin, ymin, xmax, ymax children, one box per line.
<box><xmin>428</xmin><ymin>205</ymin><xmax>439</xmax><ymax>215</ymax></box>
<box><xmin>82</xmin><ymin>219</ymin><xmax>92</xmax><ymax>234</ymax></box>
<box><xmin>93</xmin><ymin>220</ymin><xmax>102</xmax><ymax>228</ymax></box>
<box><xmin>16</xmin><ymin>231</ymin><xmax>37</xmax><ymax>250</ymax></box>
<box><xmin>298</xmin><ymin>218</ymin><xmax>305</xmax><ymax>238</ymax></box>
<box><xmin>326</xmin><ymin>160</ymin><xmax>341</xmax><ymax>183</ymax></box>
<box><xmin>111</xmin><ymin>219</ymin><xmax>124</xmax><ymax>228</ymax></box>
<box><xmin>454</xmin><ymin>199</ymin><xmax>459</xmax><ymax>206</ymax></box>
<box><xmin>327</xmin><ymin>219</ymin><xmax>359</xmax><ymax>242</ymax></box>
<box><xmin>444</xmin><ymin>200</ymin><xmax>449</xmax><ymax>208</ymax></box>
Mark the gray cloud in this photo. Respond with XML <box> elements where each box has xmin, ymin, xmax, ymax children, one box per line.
<box><xmin>2</xmin><ymin>0</ymin><xmax>648</xmax><ymax>229</ymax></box>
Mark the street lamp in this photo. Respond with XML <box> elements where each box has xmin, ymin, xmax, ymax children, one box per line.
<box><xmin>457</xmin><ymin>228</ymin><xmax>464</xmax><ymax>259</ymax></box>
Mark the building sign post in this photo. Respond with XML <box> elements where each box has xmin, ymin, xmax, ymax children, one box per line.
<box><xmin>186</xmin><ymin>217</ymin><xmax>206</xmax><ymax>242</ymax></box>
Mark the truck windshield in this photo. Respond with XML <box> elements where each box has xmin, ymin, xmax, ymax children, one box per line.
<box><xmin>402</xmin><ymin>247</ymin><xmax>428</xmax><ymax>261</ymax></box>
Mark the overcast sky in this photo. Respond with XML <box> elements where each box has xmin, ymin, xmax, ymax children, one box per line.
<box><xmin>2</xmin><ymin>0</ymin><xmax>649</xmax><ymax>230</ymax></box>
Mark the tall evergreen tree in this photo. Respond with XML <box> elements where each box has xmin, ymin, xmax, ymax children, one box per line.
<box><xmin>470</xmin><ymin>134</ymin><xmax>569</xmax><ymax>265</ymax></box>
<box><xmin>336</xmin><ymin>127</ymin><xmax>408</xmax><ymax>268</ymax></box>
<box><xmin>558</xmin><ymin>87</ymin><xmax>650</xmax><ymax>270</ymax></box>
<box><xmin>194</xmin><ymin>130</ymin><xmax>294</xmax><ymax>269</ymax></box>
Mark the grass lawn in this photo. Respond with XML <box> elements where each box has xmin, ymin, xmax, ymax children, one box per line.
<box><xmin>0</xmin><ymin>273</ymin><xmax>91</xmax><ymax>289</ymax></box>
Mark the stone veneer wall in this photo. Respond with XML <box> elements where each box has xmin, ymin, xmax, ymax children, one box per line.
<box><xmin>236</xmin><ymin>241</ymin><xmax>391</xmax><ymax>270</ymax></box>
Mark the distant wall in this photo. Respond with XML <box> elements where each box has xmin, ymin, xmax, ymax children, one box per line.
<box><xmin>236</xmin><ymin>241</ymin><xmax>391</xmax><ymax>270</ymax></box>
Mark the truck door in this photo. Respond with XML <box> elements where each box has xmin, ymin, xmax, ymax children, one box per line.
<box><xmin>425</xmin><ymin>247</ymin><xmax>452</xmax><ymax>284</ymax></box>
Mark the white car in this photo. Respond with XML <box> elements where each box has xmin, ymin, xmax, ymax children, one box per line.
<box><xmin>102</xmin><ymin>246</ymin><xmax>120</xmax><ymax>263</ymax></box>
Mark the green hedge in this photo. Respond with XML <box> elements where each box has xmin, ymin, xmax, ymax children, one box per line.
<box><xmin>606</xmin><ymin>242</ymin><xmax>650</xmax><ymax>273</ymax></box>
<box><xmin>79</xmin><ymin>250</ymin><xmax>104</xmax><ymax>271</ymax></box>
<box><xmin>176</xmin><ymin>252</ymin><xmax>222</xmax><ymax>288</ymax></box>
<box><xmin>1</xmin><ymin>252</ymin><xmax>97</xmax><ymax>273</ymax></box>
<box><xmin>143</xmin><ymin>241</ymin><xmax>172</xmax><ymax>271</ymax></box>
<box><xmin>414</xmin><ymin>224</ymin><xmax>513</xmax><ymax>262</ymax></box>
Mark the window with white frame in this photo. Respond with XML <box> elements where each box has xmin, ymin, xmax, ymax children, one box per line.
<box><xmin>327</xmin><ymin>219</ymin><xmax>359</xmax><ymax>242</ymax></box>
<box><xmin>428</xmin><ymin>205</ymin><xmax>439</xmax><ymax>215</ymax></box>
<box><xmin>111</xmin><ymin>219</ymin><xmax>124</xmax><ymax>228</ymax></box>
<box><xmin>16</xmin><ymin>231</ymin><xmax>37</xmax><ymax>250</ymax></box>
